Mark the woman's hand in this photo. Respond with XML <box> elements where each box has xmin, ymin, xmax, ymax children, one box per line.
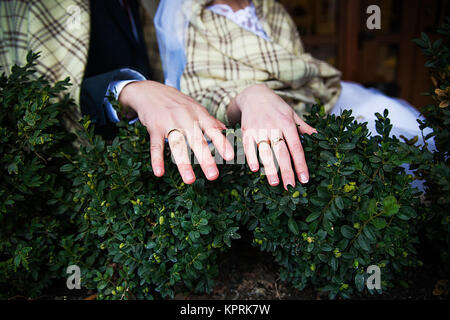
<box><xmin>119</xmin><ymin>80</ymin><xmax>234</xmax><ymax>184</ymax></box>
<box><xmin>228</xmin><ymin>84</ymin><xmax>317</xmax><ymax>190</ymax></box>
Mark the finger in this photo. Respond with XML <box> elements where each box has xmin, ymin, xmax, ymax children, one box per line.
<box><xmin>242</xmin><ymin>129</ymin><xmax>259</xmax><ymax>172</ymax></box>
<box><xmin>257</xmin><ymin>140</ymin><xmax>279</xmax><ymax>186</ymax></box>
<box><xmin>294</xmin><ymin>112</ymin><xmax>318</xmax><ymax>135</ymax></box>
<box><xmin>216</xmin><ymin>120</ymin><xmax>227</xmax><ymax>131</ymax></box>
<box><xmin>148</xmin><ymin>128</ymin><xmax>165</xmax><ymax>177</ymax></box>
<box><xmin>283</xmin><ymin>123</ymin><xmax>309</xmax><ymax>184</ymax></box>
<box><xmin>202</xmin><ymin>126</ymin><xmax>234</xmax><ymax>162</ymax></box>
<box><xmin>271</xmin><ymin>135</ymin><xmax>296</xmax><ymax>190</ymax></box>
<box><xmin>184</xmin><ymin>124</ymin><xmax>219</xmax><ymax>181</ymax></box>
<box><xmin>167</xmin><ymin>129</ymin><xmax>196</xmax><ymax>184</ymax></box>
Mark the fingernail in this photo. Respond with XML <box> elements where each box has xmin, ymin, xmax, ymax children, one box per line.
<box><xmin>249</xmin><ymin>164</ymin><xmax>258</xmax><ymax>171</ymax></box>
<box><xmin>225</xmin><ymin>149</ymin><xmax>233</xmax><ymax>160</ymax></box>
<box><xmin>269</xmin><ymin>176</ymin><xmax>279</xmax><ymax>186</ymax></box>
<box><xmin>184</xmin><ymin>170</ymin><xmax>195</xmax><ymax>182</ymax></box>
<box><xmin>300</xmin><ymin>173</ymin><xmax>309</xmax><ymax>184</ymax></box>
<box><xmin>207</xmin><ymin>167</ymin><xmax>218</xmax><ymax>179</ymax></box>
<box><xmin>154</xmin><ymin>167</ymin><xmax>162</xmax><ymax>176</ymax></box>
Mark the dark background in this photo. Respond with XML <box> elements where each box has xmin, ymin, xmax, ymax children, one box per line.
<box><xmin>280</xmin><ymin>0</ymin><xmax>450</xmax><ymax>109</ymax></box>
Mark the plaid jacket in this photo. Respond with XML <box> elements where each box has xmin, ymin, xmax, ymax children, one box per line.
<box><xmin>0</xmin><ymin>0</ymin><xmax>162</xmax><ymax>128</ymax></box>
<box><xmin>0</xmin><ymin>0</ymin><xmax>91</xmax><ymax>126</ymax></box>
<box><xmin>181</xmin><ymin>0</ymin><xmax>342</xmax><ymax>124</ymax></box>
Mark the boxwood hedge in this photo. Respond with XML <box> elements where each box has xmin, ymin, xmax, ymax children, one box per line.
<box><xmin>1</xmin><ymin>29</ymin><xmax>448</xmax><ymax>299</ymax></box>
<box><xmin>55</xmin><ymin>101</ymin><xmax>424</xmax><ymax>299</ymax></box>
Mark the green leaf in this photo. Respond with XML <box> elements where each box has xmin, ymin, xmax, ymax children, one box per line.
<box><xmin>189</xmin><ymin>231</ymin><xmax>200</xmax><ymax>241</ymax></box>
<box><xmin>371</xmin><ymin>218</ymin><xmax>387</xmax><ymax>230</ymax></box>
<box><xmin>362</xmin><ymin>226</ymin><xmax>376</xmax><ymax>242</ymax></box>
<box><xmin>335</xmin><ymin>196</ymin><xmax>344</xmax><ymax>210</ymax></box>
<box><xmin>319</xmin><ymin>141</ymin><xmax>332</xmax><ymax>150</ymax></box>
<box><xmin>356</xmin><ymin>234</ymin><xmax>370</xmax><ymax>251</ymax></box>
<box><xmin>359</xmin><ymin>184</ymin><xmax>372</xmax><ymax>195</ymax></box>
<box><xmin>193</xmin><ymin>260</ymin><xmax>202</xmax><ymax>271</ymax></box>
<box><xmin>288</xmin><ymin>218</ymin><xmax>299</xmax><ymax>235</ymax></box>
<box><xmin>367</xmin><ymin>199</ymin><xmax>377</xmax><ymax>215</ymax></box>
<box><xmin>60</xmin><ymin>164</ymin><xmax>74</xmax><ymax>172</ymax></box>
<box><xmin>305</xmin><ymin>211</ymin><xmax>321</xmax><ymax>223</ymax></box>
<box><xmin>98</xmin><ymin>226</ymin><xmax>108</xmax><ymax>237</ymax></box>
<box><xmin>340</xmin><ymin>225</ymin><xmax>356</xmax><ymax>239</ymax></box>
<box><xmin>330</xmin><ymin>257</ymin><xmax>338</xmax><ymax>271</ymax></box>
<box><xmin>13</xmin><ymin>255</ymin><xmax>21</xmax><ymax>267</ymax></box>
<box><xmin>340</xmin><ymin>143</ymin><xmax>356</xmax><ymax>151</ymax></box>
<box><xmin>355</xmin><ymin>273</ymin><xmax>365</xmax><ymax>292</ymax></box>
<box><xmin>383</xmin><ymin>196</ymin><xmax>400</xmax><ymax>216</ymax></box>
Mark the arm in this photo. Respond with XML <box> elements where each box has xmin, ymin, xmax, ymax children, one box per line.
<box><xmin>80</xmin><ymin>68</ymin><xmax>145</xmax><ymax>126</ymax></box>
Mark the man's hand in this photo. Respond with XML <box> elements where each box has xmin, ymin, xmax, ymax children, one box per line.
<box><xmin>119</xmin><ymin>80</ymin><xmax>234</xmax><ymax>184</ymax></box>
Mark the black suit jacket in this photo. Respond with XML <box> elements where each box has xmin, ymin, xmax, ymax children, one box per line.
<box><xmin>80</xmin><ymin>0</ymin><xmax>152</xmax><ymax>139</ymax></box>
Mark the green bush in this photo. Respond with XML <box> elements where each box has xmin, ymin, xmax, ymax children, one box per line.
<box><xmin>244</xmin><ymin>108</ymin><xmax>423</xmax><ymax>299</ymax></box>
<box><xmin>0</xmin><ymin>52</ymin><xmax>77</xmax><ymax>298</ymax></box>
<box><xmin>59</xmin><ymin>102</ymin><xmax>424</xmax><ymax>299</ymax></box>
<box><xmin>0</xmin><ymin>50</ymin><xmax>443</xmax><ymax>300</ymax></box>
<box><xmin>61</xmin><ymin>120</ymin><xmax>242</xmax><ymax>299</ymax></box>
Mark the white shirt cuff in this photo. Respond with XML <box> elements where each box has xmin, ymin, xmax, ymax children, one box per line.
<box><xmin>104</xmin><ymin>68</ymin><xmax>146</xmax><ymax>124</ymax></box>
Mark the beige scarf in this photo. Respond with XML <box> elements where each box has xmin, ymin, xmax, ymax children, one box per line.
<box><xmin>181</xmin><ymin>0</ymin><xmax>342</xmax><ymax>124</ymax></box>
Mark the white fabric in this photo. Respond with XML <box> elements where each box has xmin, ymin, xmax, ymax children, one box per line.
<box><xmin>104</xmin><ymin>68</ymin><xmax>146</xmax><ymax>124</ymax></box>
<box><xmin>333</xmin><ymin>81</ymin><xmax>434</xmax><ymax>150</ymax></box>
<box><xmin>207</xmin><ymin>2</ymin><xmax>270</xmax><ymax>41</ymax></box>
<box><xmin>154</xmin><ymin>0</ymin><xmax>193</xmax><ymax>89</ymax></box>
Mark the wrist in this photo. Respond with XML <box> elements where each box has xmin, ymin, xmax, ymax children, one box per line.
<box><xmin>235</xmin><ymin>84</ymin><xmax>267</xmax><ymax>112</ymax></box>
<box><xmin>118</xmin><ymin>81</ymin><xmax>140</xmax><ymax>119</ymax></box>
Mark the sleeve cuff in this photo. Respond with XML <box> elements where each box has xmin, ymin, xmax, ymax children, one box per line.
<box><xmin>104</xmin><ymin>68</ymin><xmax>146</xmax><ymax>124</ymax></box>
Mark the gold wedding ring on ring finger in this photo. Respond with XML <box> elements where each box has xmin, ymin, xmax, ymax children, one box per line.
<box><xmin>271</xmin><ymin>137</ymin><xmax>285</xmax><ymax>146</ymax></box>
<box><xmin>166</xmin><ymin>128</ymin><xmax>183</xmax><ymax>139</ymax></box>
<box><xmin>257</xmin><ymin>139</ymin><xmax>271</xmax><ymax>148</ymax></box>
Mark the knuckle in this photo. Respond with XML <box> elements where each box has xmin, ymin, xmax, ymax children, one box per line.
<box><xmin>279</xmin><ymin>114</ymin><xmax>294</xmax><ymax>125</ymax></box>
<box><xmin>192</xmin><ymin>136</ymin><xmax>207</xmax><ymax>148</ymax></box>
<box><xmin>273</xmin><ymin>145</ymin><xmax>289</xmax><ymax>159</ymax></box>
<box><xmin>150</xmin><ymin>143</ymin><xmax>162</xmax><ymax>152</ymax></box>
<box><xmin>290</xmin><ymin>140</ymin><xmax>303</xmax><ymax>153</ymax></box>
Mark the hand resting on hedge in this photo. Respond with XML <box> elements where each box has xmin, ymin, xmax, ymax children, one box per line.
<box><xmin>227</xmin><ymin>84</ymin><xmax>318</xmax><ymax>190</ymax></box>
<box><xmin>118</xmin><ymin>80</ymin><xmax>235</xmax><ymax>184</ymax></box>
